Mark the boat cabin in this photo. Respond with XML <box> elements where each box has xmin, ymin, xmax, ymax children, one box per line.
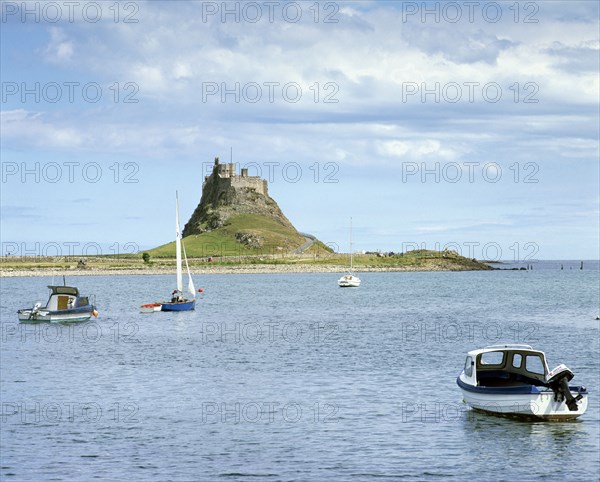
<box><xmin>463</xmin><ymin>344</ymin><xmax>550</xmax><ymax>388</ymax></box>
<box><xmin>44</xmin><ymin>286</ymin><xmax>88</xmax><ymax>310</ymax></box>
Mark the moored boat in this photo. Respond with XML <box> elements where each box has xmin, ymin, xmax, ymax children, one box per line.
<box><xmin>338</xmin><ymin>217</ymin><xmax>361</xmax><ymax>288</ymax></box>
<box><xmin>140</xmin><ymin>303</ymin><xmax>162</xmax><ymax>313</ymax></box>
<box><xmin>457</xmin><ymin>344</ymin><xmax>588</xmax><ymax>420</ymax></box>
<box><xmin>140</xmin><ymin>191</ymin><xmax>198</xmax><ymax>312</ymax></box>
<box><xmin>18</xmin><ymin>285</ymin><xmax>98</xmax><ymax>323</ymax></box>
<box><xmin>338</xmin><ymin>274</ymin><xmax>361</xmax><ymax>288</ymax></box>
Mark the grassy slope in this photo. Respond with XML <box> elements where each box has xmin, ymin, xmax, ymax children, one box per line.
<box><xmin>148</xmin><ymin>213</ymin><xmax>325</xmax><ymax>258</ymax></box>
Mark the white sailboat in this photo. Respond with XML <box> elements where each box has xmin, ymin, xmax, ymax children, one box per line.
<box><xmin>143</xmin><ymin>191</ymin><xmax>197</xmax><ymax>312</ymax></box>
<box><xmin>338</xmin><ymin>218</ymin><xmax>361</xmax><ymax>287</ymax></box>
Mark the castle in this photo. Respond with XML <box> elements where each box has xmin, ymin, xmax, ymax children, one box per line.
<box><xmin>206</xmin><ymin>157</ymin><xmax>268</xmax><ymax>197</ymax></box>
<box><xmin>182</xmin><ymin>156</ymin><xmax>279</xmax><ymax>237</ymax></box>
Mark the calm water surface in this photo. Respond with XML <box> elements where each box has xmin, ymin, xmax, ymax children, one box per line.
<box><xmin>1</xmin><ymin>264</ymin><xmax>599</xmax><ymax>481</ymax></box>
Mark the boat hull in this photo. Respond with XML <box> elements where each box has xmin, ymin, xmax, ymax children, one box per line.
<box><xmin>18</xmin><ymin>306</ymin><xmax>95</xmax><ymax>323</ymax></box>
<box><xmin>160</xmin><ymin>300</ymin><xmax>195</xmax><ymax>311</ymax></box>
<box><xmin>338</xmin><ymin>275</ymin><xmax>361</xmax><ymax>287</ymax></box>
<box><xmin>457</xmin><ymin>377</ymin><xmax>588</xmax><ymax>420</ymax></box>
<box><xmin>338</xmin><ymin>281</ymin><xmax>361</xmax><ymax>288</ymax></box>
<box><xmin>140</xmin><ymin>303</ymin><xmax>162</xmax><ymax>313</ymax></box>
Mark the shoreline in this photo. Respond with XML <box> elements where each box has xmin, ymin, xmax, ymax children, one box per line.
<box><xmin>0</xmin><ymin>264</ymin><xmax>492</xmax><ymax>278</ymax></box>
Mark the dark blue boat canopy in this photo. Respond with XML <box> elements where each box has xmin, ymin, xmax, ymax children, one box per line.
<box><xmin>47</xmin><ymin>286</ymin><xmax>79</xmax><ymax>296</ymax></box>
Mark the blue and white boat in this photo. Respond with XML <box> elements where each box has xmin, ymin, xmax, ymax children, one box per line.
<box><xmin>457</xmin><ymin>344</ymin><xmax>588</xmax><ymax>420</ymax></box>
<box><xmin>147</xmin><ymin>191</ymin><xmax>196</xmax><ymax>312</ymax></box>
<box><xmin>18</xmin><ymin>284</ymin><xmax>98</xmax><ymax>323</ymax></box>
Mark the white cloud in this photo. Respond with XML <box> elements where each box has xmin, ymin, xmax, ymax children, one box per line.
<box><xmin>375</xmin><ymin>139</ymin><xmax>460</xmax><ymax>162</ymax></box>
<box><xmin>38</xmin><ymin>1</ymin><xmax>596</xmax><ymax>119</ymax></box>
<box><xmin>131</xmin><ymin>64</ymin><xmax>166</xmax><ymax>93</ymax></box>
<box><xmin>1</xmin><ymin>109</ymin><xmax>83</xmax><ymax>148</ymax></box>
<box><xmin>378</xmin><ymin>140</ymin><xmax>410</xmax><ymax>157</ymax></box>
<box><xmin>44</xmin><ymin>27</ymin><xmax>74</xmax><ymax>63</ymax></box>
<box><xmin>173</xmin><ymin>62</ymin><xmax>193</xmax><ymax>80</ymax></box>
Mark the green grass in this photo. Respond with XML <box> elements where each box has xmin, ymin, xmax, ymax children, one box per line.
<box><xmin>0</xmin><ymin>249</ymin><xmax>493</xmax><ymax>271</ymax></box>
<box><xmin>281</xmin><ymin>249</ymin><xmax>492</xmax><ymax>269</ymax></box>
<box><xmin>148</xmin><ymin>213</ymin><xmax>322</xmax><ymax>258</ymax></box>
<box><xmin>143</xmin><ymin>248</ymin><xmax>492</xmax><ymax>270</ymax></box>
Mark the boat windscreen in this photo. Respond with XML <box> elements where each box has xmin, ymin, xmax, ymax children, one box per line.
<box><xmin>47</xmin><ymin>286</ymin><xmax>79</xmax><ymax>296</ymax></box>
<box><xmin>476</xmin><ymin>350</ymin><xmax>547</xmax><ymax>385</ymax></box>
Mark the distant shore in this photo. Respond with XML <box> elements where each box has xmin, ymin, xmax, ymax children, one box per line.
<box><xmin>0</xmin><ymin>249</ymin><xmax>498</xmax><ymax>277</ymax></box>
<box><xmin>0</xmin><ymin>263</ymin><xmax>492</xmax><ymax>278</ymax></box>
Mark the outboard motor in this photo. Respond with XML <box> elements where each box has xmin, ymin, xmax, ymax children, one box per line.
<box><xmin>546</xmin><ymin>364</ymin><xmax>583</xmax><ymax>411</ymax></box>
<box><xmin>26</xmin><ymin>302</ymin><xmax>42</xmax><ymax>321</ymax></box>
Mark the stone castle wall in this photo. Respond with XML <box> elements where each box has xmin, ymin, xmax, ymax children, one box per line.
<box><xmin>206</xmin><ymin>159</ymin><xmax>268</xmax><ymax>196</ymax></box>
<box><xmin>226</xmin><ymin>176</ymin><xmax>268</xmax><ymax>196</ymax></box>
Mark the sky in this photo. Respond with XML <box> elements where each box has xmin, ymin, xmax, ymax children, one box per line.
<box><xmin>1</xmin><ymin>0</ymin><xmax>599</xmax><ymax>261</ymax></box>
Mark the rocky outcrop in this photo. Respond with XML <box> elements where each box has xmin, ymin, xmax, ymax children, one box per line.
<box><xmin>182</xmin><ymin>158</ymin><xmax>298</xmax><ymax>237</ymax></box>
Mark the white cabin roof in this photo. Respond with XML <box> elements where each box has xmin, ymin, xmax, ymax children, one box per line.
<box><xmin>466</xmin><ymin>344</ymin><xmax>546</xmax><ymax>359</ymax></box>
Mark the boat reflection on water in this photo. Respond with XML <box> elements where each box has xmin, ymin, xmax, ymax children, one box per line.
<box><xmin>461</xmin><ymin>407</ymin><xmax>587</xmax><ymax>460</ymax></box>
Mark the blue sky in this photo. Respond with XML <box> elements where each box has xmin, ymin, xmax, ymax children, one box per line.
<box><xmin>1</xmin><ymin>0</ymin><xmax>598</xmax><ymax>260</ymax></box>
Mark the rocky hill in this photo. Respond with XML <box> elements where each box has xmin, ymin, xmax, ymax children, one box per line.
<box><xmin>183</xmin><ymin>158</ymin><xmax>295</xmax><ymax>240</ymax></box>
<box><xmin>150</xmin><ymin>158</ymin><xmax>329</xmax><ymax>257</ymax></box>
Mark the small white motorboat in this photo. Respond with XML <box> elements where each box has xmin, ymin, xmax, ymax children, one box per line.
<box><xmin>457</xmin><ymin>344</ymin><xmax>588</xmax><ymax>420</ymax></box>
<box><xmin>18</xmin><ymin>284</ymin><xmax>98</xmax><ymax>323</ymax></box>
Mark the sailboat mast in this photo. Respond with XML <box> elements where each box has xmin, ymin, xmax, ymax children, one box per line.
<box><xmin>175</xmin><ymin>191</ymin><xmax>183</xmax><ymax>293</ymax></box>
<box><xmin>350</xmin><ymin>217</ymin><xmax>353</xmax><ymax>272</ymax></box>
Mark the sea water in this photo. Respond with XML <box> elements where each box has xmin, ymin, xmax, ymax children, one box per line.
<box><xmin>1</xmin><ymin>263</ymin><xmax>599</xmax><ymax>480</ymax></box>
